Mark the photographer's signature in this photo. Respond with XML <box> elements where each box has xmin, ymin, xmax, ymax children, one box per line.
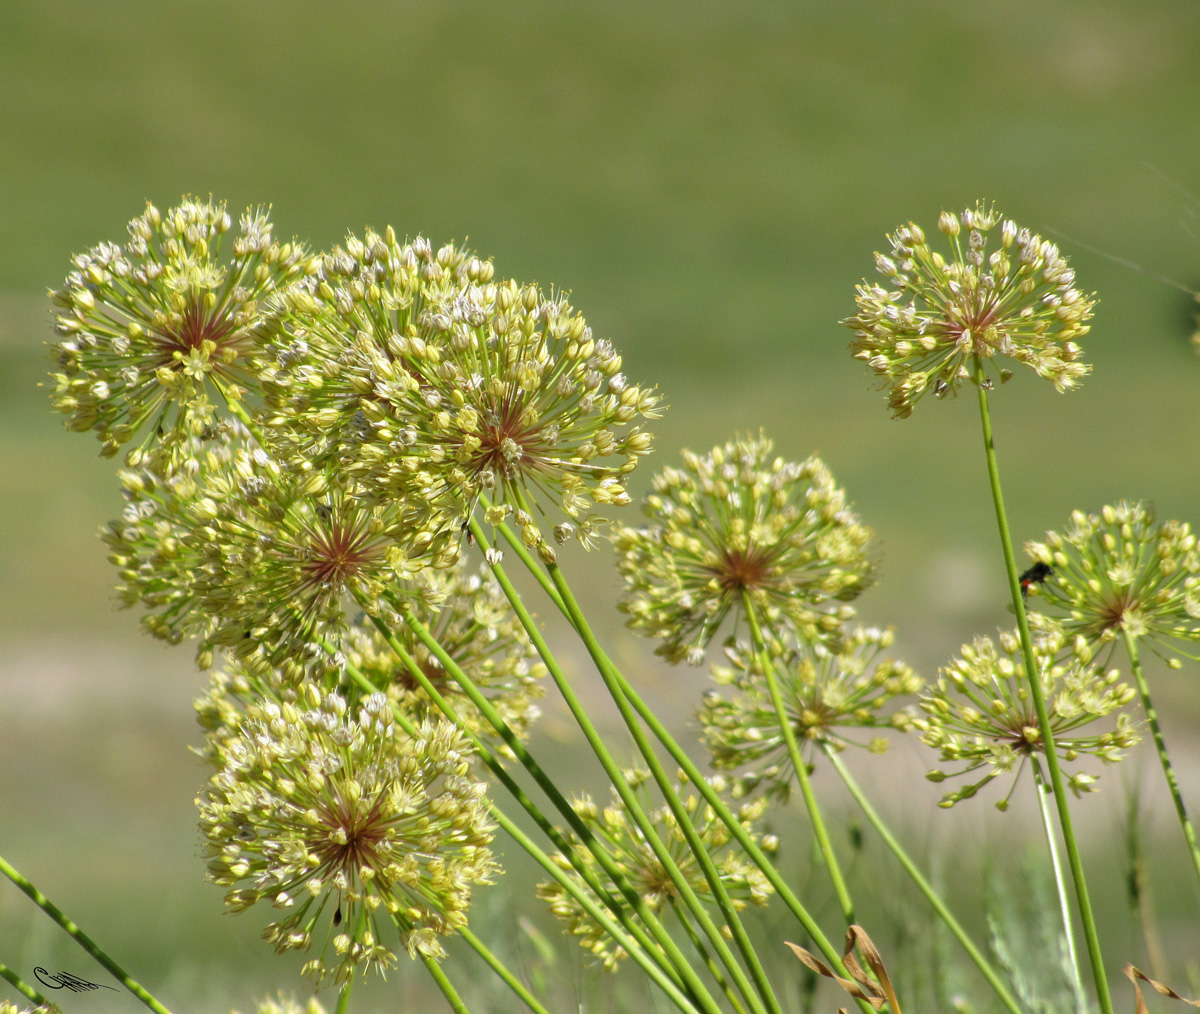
<box><xmin>34</xmin><ymin>967</ymin><xmax>118</xmax><ymax>993</ymax></box>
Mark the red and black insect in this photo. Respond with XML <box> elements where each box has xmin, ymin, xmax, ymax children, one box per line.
<box><xmin>1019</xmin><ymin>561</ymin><xmax>1053</xmax><ymax>598</ymax></box>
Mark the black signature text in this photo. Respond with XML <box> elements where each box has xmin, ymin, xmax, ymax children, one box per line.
<box><xmin>34</xmin><ymin>968</ymin><xmax>118</xmax><ymax>993</ymax></box>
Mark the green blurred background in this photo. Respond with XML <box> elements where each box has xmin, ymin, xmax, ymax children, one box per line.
<box><xmin>3</xmin><ymin>1</ymin><xmax>1200</xmax><ymax>1010</ymax></box>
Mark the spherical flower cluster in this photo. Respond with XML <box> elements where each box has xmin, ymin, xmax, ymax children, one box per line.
<box><xmin>699</xmin><ymin>627</ymin><xmax>920</xmax><ymax>799</ymax></box>
<box><xmin>254</xmin><ymin>229</ymin><xmax>660</xmax><ymax>549</ymax></box>
<box><xmin>915</xmin><ymin>627</ymin><xmax>1138</xmax><ymax>808</ymax></box>
<box><xmin>195</xmin><ymin>562</ymin><xmax>547</xmax><ymax>763</ymax></box>
<box><xmin>48</xmin><ymin>198</ymin><xmax>312</xmax><ymax>457</ymax></box>
<box><xmin>105</xmin><ymin>419</ymin><xmax>460</xmax><ymax>670</ymax></box>
<box><xmin>844</xmin><ymin>202</ymin><xmax>1094</xmax><ymax>418</ymax></box>
<box><xmin>102</xmin><ymin>423</ymin><xmax>244</xmax><ymax>654</ymax></box>
<box><xmin>198</xmin><ymin>687</ymin><xmax>497</xmax><ymax>984</ymax></box>
<box><xmin>614</xmin><ymin>433</ymin><xmax>872</xmax><ymax>664</ymax></box>
<box><xmin>231</xmin><ymin>995</ymin><xmax>327</xmax><ymax>1014</ymax></box>
<box><xmin>1024</xmin><ymin>501</ymin><xmax>1200</xmax><ymax>661</ymax></box>
<box><xmin>339</xmin><ymin>563</ymin><xmax>547</xmax><ymax>750</ymax></box>
<box><xmin>537</xmin><ymin>769</ymin><xmax>776</xmax><ymax>969</ymax></box>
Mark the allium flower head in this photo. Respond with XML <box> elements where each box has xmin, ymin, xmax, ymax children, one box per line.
<box><xmin>1025</xmin><ymin>501</ymin><xmax>1200</xmax><ymax>661</ymax></box>
<box><xmin>48</xmin><ymin>198</ymin><xmax>312</xmax><ymax>457</ymax></box>
<box><xmin>198</xmin><ymin>686</ymin><xmax>497</xmax><ymax>983</ymax></box>
<box><xmin>254</xmin><ymin>228</ymin><xmax>660</xmax><ymax>548</ymax></box>
<box><xmin>615</xmin><ymin>433</ymin><xmax>872</xmax><ymax>664</ymax></box>
<box><xmin>915</xmin><ymin>627</ymin><xmax>1138</xmax><ymax>808</ymax></box>
<box><xmin>187</xmin><ymin>446</ymin><xmax>457</xmax><ymax>667</ymax></box>
<box><xmin>340</xmin><ymin>563</ymin><xmax>547</xmax><ymax>749</ymax></box>
<box><xmin>537</xmin><ymin>769</ymin><xmax>776</xmax><ymax>969</ymax></box>
<box><xmin>196</xmin><ymin>561</ymin><xmax>547</xmax><ymax>762</ymax></box>
<box><xmin>231</xmin><ymin>995</ymin><xmax>327</xmax><ymax>1014</ymax></box>
<box><xmin>699</xmin><ymin>627</ymin><xmax>920</xmax><ymax>799</ymax></box>
<box><xmin>106</xmin><ymin>417</ymin><xmax>459</xmax><ymax>670</ymax></box>
<box><xmin>844</xmin><ymin>202</ymin><xmax>1094</xmax><ymax>418</ymax></box>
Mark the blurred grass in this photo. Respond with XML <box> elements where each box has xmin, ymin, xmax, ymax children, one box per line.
<box><xmin>3</xmin><ymin>0</ymin><xmax>1200</xmax><ymax>1010</ymax></box>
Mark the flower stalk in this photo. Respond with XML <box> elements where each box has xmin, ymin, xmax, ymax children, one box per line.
<box><xmin>741</xmin><ymin>592</ymin><xmax>856</xmax><ymax>927</ymax></box>
<box><xmin>973</xmin><ymin>363</ymin><xmax>1113</xmax><ymax>1014</ymax></box>
<box><xmin>1031</xmin><ymin>760</ymin><xmax>1086</xmax><ymax>1005</ymax></box>
<box><xmin>1122</xmin><ymin>630</ymin><xmax>1200</xmax><ymax>892</ymax></box>
<box><xmin>0</xmin><ymin>853</ymin><xmax>171</xmax><ymax>1014</ymax></box>
<box><xmin>823</xmin><ymin>749</ymin><xmax>1023</xmax><ymax>1014</ymax></box>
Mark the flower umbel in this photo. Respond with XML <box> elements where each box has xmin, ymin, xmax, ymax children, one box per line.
<box><xmin>48</xmin><ymin>198</ymin><xmax>311</xmax><ymax>457</ymax></box>
<box><xmin>340</xmin><ymin>563</ymin><xmax>547</xmax><ymax>750</ymax></box>
<box><xmin>615</xmin><ymin>433</ymin><xmax>872</xmax><ymax>664</ymax></box>
<box><xmin>844</xmin><ymin>201</ymin><xmax>1094</xmax><ymax>418</ymax></box>
<box><xmin>537</xmin><ymin>769</ymin><xmax>776</xmax><ymax>969</ymax></box>
<box><xmin>699</xmin><ymin>626</ymin><xmax>920</xmax><ymax>800</ymax></box>
<box><xmin>198</xmin><ymin>687</ymin><xmax>497</xmax><ymax>983</ymax></box>
<box><xmin>231</xmin><ymin>995</ymin><xmax>327</xmax><ymax>1014</ymax></box>
<box><xmin>255</xmin><ymin>230</ymin><xmax>660</xmax><ymax>548</ymax></box>
<box><xmin>915</xmin><ymin>627</ymin><xmax>1138</xmax><ymax>808</ymax></box>
<box><xmin>1025</xmin><ymin>501</ymin><xmax>1200</xmax><ymax>661</ymax></box>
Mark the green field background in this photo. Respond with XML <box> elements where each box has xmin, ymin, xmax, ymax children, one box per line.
<box><xmin>3</xmin><ymin>2</ymin><xmax>1200</xmax><ymax>1010</ymax></box>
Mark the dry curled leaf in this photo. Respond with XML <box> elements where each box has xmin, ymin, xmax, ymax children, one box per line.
<box><xmin>786</xmin><ymin>924</ymin><xmax>901</xmax><ymax>1013</ymax></box>
<box><xmin>1125</xmin><ymin>964</ymin><xmax>1200</xmax><ymax>1014</ymax></box>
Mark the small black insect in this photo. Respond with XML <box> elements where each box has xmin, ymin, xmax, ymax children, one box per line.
<box><xmin>333</xmin><ymin>904</ymin><xmax>343</xmax><ymax>927</ymax></box>
<box><xmin>1019</xmin><ymin>561</ymin><xmax>1053</xmax><ymax>598</ymax></box>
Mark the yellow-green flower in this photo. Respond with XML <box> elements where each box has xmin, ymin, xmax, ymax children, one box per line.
<box><xmin>254</xmin><ymin>229</ymin><xmax>659</xmax><ymax>551</ymax></box>
<box><xmin>916</xmin><ymin>626</ymin><xmax>1138</xmax><ymax>809</ymax></box>
<box><xmin>198</xmin><ymin>686</ymin><xmax>497</xmax><ymax>984</ymax></box>
<box><xmin>537</xmin><ymin>769</ymin><xmax>775</xmax><ymax>970</ymax></box>
<box><xmin>106</xmin><ymin>419</ymin><xmax>458</xmax><ymax>670</ymax></box>
<box><xmin>230</xmin><ymin>995</ymin><xmax>327</xmax><ymax>1014</ymax></box>
<box><xmin>1025</xmin><ymin>500</ymin><xmax>1200</xmax><ymax>661</ymax></box>
<box><xmin>844</xmin><ymin>202</ymin><xmax>1094</xmax><ymax>418</ymax></box>
<box><xmin>699</xmin><ymin>626</ymin><xmax>920</xmax><ymax>799</ymax></box>
<box><xmin>195</xmin><ymin>561</ymin><xmax>546</xmax><ymax>765</ymax></box>
<box><xmin>48</xmin><ymin>198</ymin><xmax>312</xmax><ymax>457</ymax></box>
<box><xmin>615</xmin><ymin>433</ymin><xmax>872</xmax><ymax>664</ymax></box>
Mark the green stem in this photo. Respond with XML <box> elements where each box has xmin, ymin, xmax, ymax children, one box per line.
<box><xmin>676</xmin><ymin>905</ymin><xmax>750</xmax><ymax>1014</ymax></box>
<box><xmin>1123</xmin><ymin>630</ymin><xmax>1200</xmax><ymax>894</ymax></box>
<box><xmin>1031</xmin><ymin>760</ymin><xmax>1086</xmax><ymax>1007</ymax></box>
<box><xmin>823</xmin><ymin>748</ymin><xmax>1023</xmax><ymax>1014</ymax></box>
<box><xmin>742</xmin><ymin>594</ymin><xmax>855</xmax><ymax>927</ymax></box>
<box><xmin>459</xmin><ymin>926</ymin><xmax>552</xmax><ymax>1014</ymax></box>
<box><xmin>973</xmin><ymin>362</ymin><xmax>1112</xmax><ymax>1014</ymax></box>
<box><xmin>486</xmin><ymin>516</ymin><xmax>870</xmax><ymax>1013</ymax></box>
<box><xmin>0</xmin><ymin>959</ymin><xmax>47</xmax><ymax>1008</ymax></box>
<box><xmin>546</xmin><ymin>559</ymin><xmax>780</xmax><ymax>1014</ymax></box>
<box><xmin>335</xmin><ymin>969</ymin><xmax>353</xmax><ymax>1014</ymax></box>
<box><xmin>423</xmin><ymin>952</ymin><xmax>470</xmax><ymax>1014</ymax></box>
<box><xmin>472</xmin><ymin>520</ymin><xmax>769</xmax><ymax>1014</ymax></box>
<box><xmin>0</xmin><ymin>853</ymin><xmax>171</xmax><ymax>1014</ymax></box>
<box><xmin>336</xmin><ymin>621</ymin><xmax>708</xmax><ymax>1014</ymax></box>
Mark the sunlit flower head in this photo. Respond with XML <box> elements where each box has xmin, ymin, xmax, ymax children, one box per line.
<box><xmin>614</xmin><ymin>433</ymin><xmax>872</xmax><ymax>664</ymax></box>
<box><xmin>340</xmin><ymin>563</ymin><xmax>547</xmax><ymax>750</ymax></box>
<box><xmin>699</xmin><ymin>626</ymin><xmax>920</xmax><ymax>800</ymax></box>
<box><xmin>48</xmin><ymin>198</ymin><xmax>312</xmax><ymax>457</ymax></box>
<box><xmin>196</xmin><ymin>561</ymin><xmax>547</xmax><ymax>763</ymax></box>
<box><xmin>915</xmin><ymin>626</ymin><xmax>1138</xmax><ymax>809</ymax></box>
<box><xmin>537</xmin><ymin>769</ymin><xmax>776</xmax><ymax>970</ymax></box>
<box><xmin>101</xmin><ymin>421</ymin><xmax>245</xmax><ymax>656</ymax></box>
<box><xmin>188</xmin><ymin>447</ymin><xmax>457</xmax><ymax>667</ymax></box>
<box><xmin>1025</xmin><ymin>500</ymin><xmax>1200</xmax><ymax>662</ymax></box>
<box><xmin>254</xmin><ymin>229</ymin><xmax>660</xmax><ymax>550</ymax></box>
<box><xmin>198</xmin><ymin>686</ymin><xmax>497</xmax><ymax>984</ymax></box>
<box><xmin>103</xmin><ymin>422</ymin><xmax>457</xmax><ymax>671</ymax></box>
<box><xmin>230</xmin><ymin>995</ymin><xmax>327</xmax><ymax>1014</ymax></box>
<box><xmin>844</xmin><ymin>201</ymin><xmax>1094</xmax><ymax>418</ymax></box>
